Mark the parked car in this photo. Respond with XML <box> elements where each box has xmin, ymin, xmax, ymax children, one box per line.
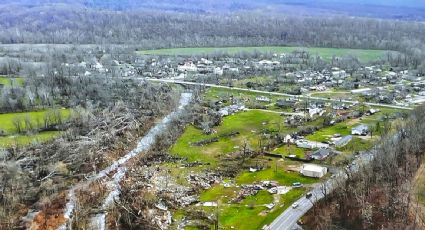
<box><xmin>292</xmin><ymin>182</ymin><xmax>303</xmax><ymax>188</ymax></box>
<box><xmin>292</xmin><ymin>202</ymin><xmax>299</xmax><ymax>209</ymax></box>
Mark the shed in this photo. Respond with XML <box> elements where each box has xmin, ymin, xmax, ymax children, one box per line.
<box><xmin>335</xmin><ymin>135</ymin><xmax>353</xmax><ymax>147</ymax></box>
<box><xmin>300</xmin><ymin>164</ymin><xmax>328</xmax><ymax>178</ymax></box>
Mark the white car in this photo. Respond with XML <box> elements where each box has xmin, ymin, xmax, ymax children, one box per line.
<box><xmin>292</xmin><ymin>202</ymin><xmax>299</xmax><ymax>209</ymax></box>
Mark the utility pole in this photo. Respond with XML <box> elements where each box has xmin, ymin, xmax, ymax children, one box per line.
<box><xmin>215</xmin><ymin>202</ymin><xmax>219</xmax><ymax>230</ymax></box>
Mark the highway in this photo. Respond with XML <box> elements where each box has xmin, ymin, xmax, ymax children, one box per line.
<box><xmin>146</xmin><ymin>78</ymin><xmax>413</xmax><ymax>111</ymax></box>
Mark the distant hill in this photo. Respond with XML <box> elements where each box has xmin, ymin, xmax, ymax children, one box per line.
<box><xmin>0</xmin><ymin>0</ymin><xmax>424</xmax><ymax>20</ymax></box>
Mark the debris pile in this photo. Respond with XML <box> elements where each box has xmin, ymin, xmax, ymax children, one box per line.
<box><xmin>187</xmin><ymin>173</ymin><xmax>222</xmax><ymax>189</ymax></box>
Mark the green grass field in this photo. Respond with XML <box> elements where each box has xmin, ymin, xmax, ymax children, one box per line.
<box><xmin>0</xmin><ymin>109</ymin><xmax>71</xmax><ymax>147</ymax></box>
<box><xmin>0</xmin><ymin>109</ymin><xmax>71</xmax><ymax>134</ymax></box>
<box><xmin>171</xmin><ymin>110</ymin><xmax>292</xmax><ymax>164</ymax></box>
<box><xmin>0</xmin><ymin>131</ymin><xmax>63</xmax><ymax>147</ymax></box>
<box><xmin>138</xmin><ymin>46</ymin><xmax>389</xmax><ymax>62</ymax></box>
<box><xmin>236</xmin><ymin>168</ymin><xmax>317</xmax><ymax>185</ymax></box>
<box><xmin>273</xmin><ymin>145</ymin><xmax>307</xmax><ymax>158</ymax></box>
<box><xmin>215</xmin><ymin>188</ymin><xmax>306</xmax><ymax>230</ymax></box>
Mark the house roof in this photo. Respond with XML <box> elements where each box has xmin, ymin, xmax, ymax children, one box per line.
<box><xmin>302</xmin><ymin>164</ymin><xmax>326</xmax><ymax>173</ymax></box>
<box><xmin>335</xmin><ymin>135</ymin><xmax>353</xmax><ymax>145</ymax></box>
<box><xmin>353</xmin><ymin>124</ymin><xmax>368</xmax><ymax>131</ymax></box>
<box><xmin>312</xmin><ymin>148</ymin><xmax>330</xmax><ymax>157</ymax></box>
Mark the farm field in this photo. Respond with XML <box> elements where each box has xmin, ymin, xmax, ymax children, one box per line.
<box><xmin>138</xmin><ymin>46</ymin><xmax>390</xmax><ymax>62</ymax></box>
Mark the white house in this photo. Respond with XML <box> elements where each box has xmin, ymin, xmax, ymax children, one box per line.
<box><xmin>300</xmin><ymin>164</ymin><xmax>328</xmax><ymax>178</ymax></box>
<box><xmin>256</xmin><ymin>96</ymin><xmax>271</xmax><ymax>103</ymax></box>
<box><xmin>177</xmin><ymin>62</ymin><xmax>198</xmax><ymax>72</ymax></box>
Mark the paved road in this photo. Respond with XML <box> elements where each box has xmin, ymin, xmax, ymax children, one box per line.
<box><xmin>146</xmin><ymin>78</ymin><xmax>413</xmax><ymax>111</ymax></box>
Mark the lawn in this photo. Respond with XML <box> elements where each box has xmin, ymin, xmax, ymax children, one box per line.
<box><xmin>205</xmin><ymin>87</ymin><xmax>282</xmax><ymax>101</ymax></box>
<box><xmin>236</xmin><ymin>168</ymin><xmax>317</xmax><ymax>186</ymax></box>
<box><xmin>336</xmin><ymin>137</ymin><xmax>374</xmax><ymax>153</ymax></box>
<box><xmin>138</xmin><ymin>46</ymin><xmax>389</xmax><ymax>62</ymax></box>
<box><xmin>273</xmin><ymin>145</ymin><xmax>307</xmax><ymax>158</ymax></box>
<box><xmin>216</xmin><ymin>188</ymin><xmax>306</xmax><ymax>230</ymax></box>
<box><xmin>170</xmin><ymin>110</ymin><xmax>290</xmax><ymax>165</ymax></box>
<box><xmin>306</xmin><ymin>107</ymin><xmax>402</xmax><ymax>143</ymax></box>
<box><xmin>204</xmin><ymin>87</ymin><xmax>293</xmax><ymax>112</ymax></box>
<box><xmin>310</xmin><ymin>90</ymin><xmax>357</xmax><ymax>100</ymax></box>
<box><xmin>0</xmin><ymin>109</ymin><xmax>71</xmax><ymax>134</ymax></box>
<box><xmin>200</xmin><ymin>185</ymin><xmax>239</xmax><ymax>204</ymax></box>
<box><xmin>0</xmin><ymin>131</ymin><xmax>63</xmax><ymax>147</ymax></box>
<box><xmin>306</xmin><ymin>122</ymin><xmax>352</xmax><ymax>142</ymax></box>
<box><xmin>231</xmin><ymin>76</ymin><xmax>274</xmax><ymax>88</ymax></box>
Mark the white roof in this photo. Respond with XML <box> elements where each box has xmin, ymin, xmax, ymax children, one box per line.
<box><xmin>302</xmin><ymin>164</ymin><xmax>326</xmax><ymax>172</ymax></box>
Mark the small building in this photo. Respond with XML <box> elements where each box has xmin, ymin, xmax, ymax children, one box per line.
<box><xmin>177</xmin><ymin>62</ymin><xmax>198</xmax><ymax>72</ymax></box>
<box><xmin>351</xmin><ymin>124</ymin><xmax>369</xmax><ymax>136</ymax></box>
<box><xmin>335</xmin><ymin>135</ymin><xmax>353</xmax><ymax>147</ymax></box>
<box><xmin>311</xmin><ymin>148</ymin><xmax>330</xmax><ymax>160</ymax></box>
<box><xmin>300</xmin><ymin>164</ymin><xmax>328</xmax><ymax>178</ymax></box>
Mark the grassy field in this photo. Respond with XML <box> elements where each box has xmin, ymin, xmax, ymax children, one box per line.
<box><xmin>197</xmin><ymin>179</ymin><xmax>308</xmax><ymax>230</ymax></box>
<box><xmin>0</xmin><ymin>131</ymin><xmax>63</xmax><ymax>147</ymax></box>
<box><xmin>236</xmin><ymin>168</ymin><xmax>317</xmax><ymax>185</ymax></box>
<box><xmin>0</xmin><ymin>109</ymin><xmax>71</xmax><ymax>147</ymax></box>
<box><xmin>273</xmin><ymin>145</ymin><xmax>307</xmax><ymax>158</ymax></box>
<box><xmin>138</xmin><ymin>46</ymin><xmax>389</xmax><ymax>62</ymax></box>
<box><xmin>214</xmin><ymin>188</ymin><xmax>306</xmax><ymax>230</ymax></box>
<box><xmin>204</xmin><ymin>87</ymin><xmax>294</xmax><ymax>113</ymax></box>
<box><xmin>170</xmin><ymin>110</ymin><xmax>292</xmax><ymax>165</ymax></box>
<box><xmin>307</xmin><ymin>122</ymin><xmax>352</xmax><ymax>143</ymax></box>
<box><xmin>310</xmin><ymin>90</ymin><xmax>359</xmax><ymax>100</ymax></box>
<box><xmin>306</xmin><ymin>106</ymin><xmax>402</xmax><ymax>143</ymax></box>
<box><xmin>0</xmin><ymin>109</ymin><xmax>71</xmax><ymax>134</ymax></box>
